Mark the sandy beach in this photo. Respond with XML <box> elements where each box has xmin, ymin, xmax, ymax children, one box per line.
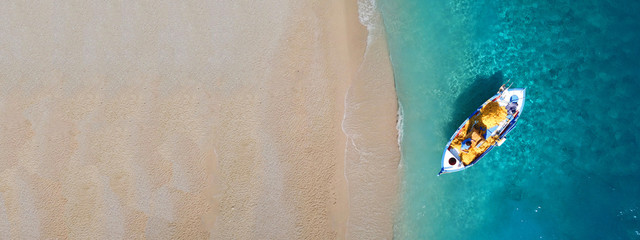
<box><xmin>0</xmin><ymin>0</ymin><xmax>399</xmax><ymax>239</ymax></box>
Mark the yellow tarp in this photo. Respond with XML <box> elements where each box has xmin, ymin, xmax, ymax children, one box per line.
<box><xmin>451</xmin><ymin>101</ymin><xmax>507</xmax><ymax>165</ymax></box>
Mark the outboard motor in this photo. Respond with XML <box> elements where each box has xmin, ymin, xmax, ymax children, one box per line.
<box><xmin>505</xmin><ymin>95</ymin><xmax>519</xmax><ymax>115</ymax></box>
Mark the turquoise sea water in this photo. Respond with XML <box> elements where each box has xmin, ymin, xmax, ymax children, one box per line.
<box><xmin>379</xmin><ymin>0</ymin><xmax>640</xmax><ymax>239</ymax></box>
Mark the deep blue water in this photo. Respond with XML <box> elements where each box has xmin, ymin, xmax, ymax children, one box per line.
<box><xmin>379</xmin><ymin>0</ymin><xmax>640</xmax><ymax>239</ymax></box>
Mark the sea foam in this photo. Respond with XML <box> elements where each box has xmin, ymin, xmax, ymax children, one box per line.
<box><xmin>395</xmin><ymin>101</ymin><xmax>404</xmax><ymax>169</ymax></box>
<box><xmin>357</xmin><ymin>0</ymin><xmax>378</xmax><ymax>47</ymax></box>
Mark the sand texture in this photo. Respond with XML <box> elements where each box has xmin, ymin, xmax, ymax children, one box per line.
<box><xmin>0</xmin><ymin>0</ymin><xmax>399</xmax><ymax>239</ymax></box>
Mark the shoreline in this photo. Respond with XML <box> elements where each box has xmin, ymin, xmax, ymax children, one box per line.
<box><xmin>0</xmin><ymin>0</ymin><xmax>399</xmax><ymax>238</ymax></box>
<box><xmin>344</xmin><ymin>0</ymin><xmax>401</xmax><ymax>238</ymax></box>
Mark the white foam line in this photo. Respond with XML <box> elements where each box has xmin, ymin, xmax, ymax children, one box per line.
<box><xmin>396</xmin><ymin>101</ymin><xmax>405</xmax><ymax>169</ymax></box>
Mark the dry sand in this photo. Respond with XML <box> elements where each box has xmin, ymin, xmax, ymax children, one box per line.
<box><xmin>0</xmin><ymin>0</ymin><xmax>399</xmax><ymax>239</ymax></box>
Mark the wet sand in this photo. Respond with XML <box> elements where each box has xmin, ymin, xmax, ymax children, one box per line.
<box><xmin>0</xmin><ymin>0</ymin><xmax>399</xmax><ymax>239</ymax></box>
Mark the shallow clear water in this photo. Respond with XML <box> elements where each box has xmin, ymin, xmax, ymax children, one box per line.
<box><xmin>379</xmin><ymin>0</ymin><xmax>640</xmax><ymax>239</ymax></box>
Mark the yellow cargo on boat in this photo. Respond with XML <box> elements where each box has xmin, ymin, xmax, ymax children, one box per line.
<box><xmin>451</xmin><ymin>101</ymin><xmax>507</xmax><ymax>165</ymax></box>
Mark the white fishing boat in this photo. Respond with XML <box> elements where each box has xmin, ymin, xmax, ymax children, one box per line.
<box><xmin>439</xmin><ymin>85</ymin><xmax>526</xmax><ymax>175</ymax></box>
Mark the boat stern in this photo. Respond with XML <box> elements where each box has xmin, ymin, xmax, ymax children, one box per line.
<box><xmin>500</xmin><ymin>88</ymin><xmax>526</xmax><ymax>114</ymax></box>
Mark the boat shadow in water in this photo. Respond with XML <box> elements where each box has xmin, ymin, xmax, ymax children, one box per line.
<box><xmin>445</xmin><ymin>71</ymin><xmax>504</xmax><ymax>136</ymax></box>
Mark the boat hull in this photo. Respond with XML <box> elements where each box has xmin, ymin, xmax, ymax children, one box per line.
<box><xmin>439</xmin><ymin>88</ymin><xmax>526</xmax><ymax>175</ymax></box>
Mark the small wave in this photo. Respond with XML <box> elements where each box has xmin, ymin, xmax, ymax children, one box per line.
<box><xmin>396</xmin><ymin>101</ymin><xmax>404</xmax><ymax>169</ymax></box>
<box><xmin>357</xmin><ymin>0</ymin><xmax>377</xmax><ymax>31</ymax></box>
<box><xmin>396</xmin><ymin>101</ymin><xmax>404</xmax><ymax>147</ymax></box>
<box><xmin>357</xmin><ymin>0</ymin><xmax>378</xmax><ymax>46</ymax></box>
